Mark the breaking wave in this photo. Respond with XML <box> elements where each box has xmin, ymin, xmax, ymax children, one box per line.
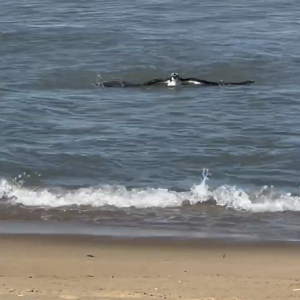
<box><xmin>1</xmin><ymin>170</ymin><xmax>300</xmax><ymax>213</ymax></box>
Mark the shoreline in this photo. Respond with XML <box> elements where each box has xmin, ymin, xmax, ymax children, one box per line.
<box><xmin>0</xmin><ymin>234</ymin><xmax>299</xmax><ymax>300</ymax></box>
<box><xmin>1</xmin><ymin>232</ymin><xmax>300</xmax><ymax>248</ymax></box>
<box><xmin>0</xmin><ymin>220</ymin><xmax>299</xmax><ymax>244</ymax></box>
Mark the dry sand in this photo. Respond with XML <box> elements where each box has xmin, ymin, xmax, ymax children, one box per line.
<box><xmin>0</xmin><ymin>235</ymin><xmax>299</xmax><ymax>300</ymax></box>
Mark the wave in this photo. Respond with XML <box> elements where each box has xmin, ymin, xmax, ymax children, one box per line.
<box><xmin>1</xmin><ymin>170</ymin><xmax>300</xmax><ymax>213</ymax></box>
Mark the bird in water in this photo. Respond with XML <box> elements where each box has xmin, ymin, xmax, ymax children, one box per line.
<box><xmin>93</xmin><ymin>73</ymin><xmax>254</xmax><ymax>88</ymax></box>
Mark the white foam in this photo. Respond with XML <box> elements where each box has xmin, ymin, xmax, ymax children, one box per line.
<box><xmin>1</xmin><ymin>171</ymin><xmax>300</xmax><ymax>213</ymax></box>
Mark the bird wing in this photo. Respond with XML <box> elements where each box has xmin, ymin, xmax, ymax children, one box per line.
<box><xmin>181</xmin><ymin>78</ymin><xmax>254</xmax><ymax>86</ymax></box>
<box><xmin>180</xmin><ymin>78</ymin><xmax>219</xmax><ymax>85</ymax></box>
<box><xmin>95</xmin><ymin>80</ymin><xmax>141</xmax><ymax>87</ymax></box>
<box><xmin>142</xmin><ymin>78</ymin><xmax>168</xmax><ymax>86</ymax></box>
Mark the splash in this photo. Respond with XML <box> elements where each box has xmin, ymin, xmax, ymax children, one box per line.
<box><xmin>1</xmin><ymin>171</ymin><xmax>300</xmax><ymax>213</ymax></box>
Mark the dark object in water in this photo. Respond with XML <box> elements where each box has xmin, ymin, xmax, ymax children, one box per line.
<box><xmin>93</xmin><ymin>72</ymin><xmax>255</xmax><ymax>88</ymax></box>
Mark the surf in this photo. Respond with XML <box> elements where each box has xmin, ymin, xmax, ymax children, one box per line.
<box><xmin>1</xmin><ymin>170</ymin><xmax>299</xmax><ymax>213</ymax></box>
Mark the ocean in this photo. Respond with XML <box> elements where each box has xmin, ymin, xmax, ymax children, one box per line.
<box><xmin>1</xmin><ymin>0</ymin><xmax>300</xmax><ymax>242</ymax></box>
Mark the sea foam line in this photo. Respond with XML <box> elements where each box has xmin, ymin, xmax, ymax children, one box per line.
<box><xmin>0</xmin><ymin>171</ymin><xmax>300</xmax><ymax>213</ymax></box>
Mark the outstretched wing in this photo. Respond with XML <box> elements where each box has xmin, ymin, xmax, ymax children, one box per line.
<box><xmin>93</xmin><ymin>80</ymin><xmax>140</xmax><ymax>87</ymax></box>
<box><xmin>180</xmin><ymin>78</ymin><xmax>219</xmax><ymax>85</ymax></box>
<box><xmin>221</xmin><ymin>80</ymin><xmax>255</xmax><ymax>86</ymax></box>
<box><xmin>181</xmin><ymin>78</ymin><xmax>254</xmax><ymax>86</ymax></box>
<box><xmin>142</xmin><ymin>78</ymin><xmax>168</xmax><ymax>86</ymax></box>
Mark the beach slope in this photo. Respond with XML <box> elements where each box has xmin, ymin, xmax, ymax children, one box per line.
<box><xmin>0</xmin><ymin>235</ymin><xmax>299</xmax><ymax>300</ymax></box>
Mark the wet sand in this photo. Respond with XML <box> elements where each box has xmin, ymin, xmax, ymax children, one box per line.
<box><xmin>0</xmin><ymin>235</ymin><xmax>299</xmax><ymax>300</ymax></box>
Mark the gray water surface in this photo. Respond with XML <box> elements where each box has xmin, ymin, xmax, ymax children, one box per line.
<box><xmin>1</xmin><ymin>0</ymin><xmax>300</xmax><ymax>241</ymax></box>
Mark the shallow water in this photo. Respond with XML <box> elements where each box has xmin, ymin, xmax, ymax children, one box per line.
<box><xmin>1</xmin><ymin>0</ymin><xmax>300</xmax><ymax>241</ymax></box>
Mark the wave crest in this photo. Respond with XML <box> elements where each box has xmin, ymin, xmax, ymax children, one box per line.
<box><xmin>1</xmin><ymin>171</ymin><xmax>300</xmax><ymax>213</ymax></box>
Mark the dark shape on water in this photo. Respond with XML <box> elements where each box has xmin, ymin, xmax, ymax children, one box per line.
<box><xmin>93</xmin><ymin>73</ymin><xmax>255</xmax><ymax>88</ymax></box>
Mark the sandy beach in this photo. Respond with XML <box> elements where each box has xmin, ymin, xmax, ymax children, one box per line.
<box><xmin>0</xmin><ymin>235</ymin><xmax>299</xmax><ymax>300</ymax></box>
